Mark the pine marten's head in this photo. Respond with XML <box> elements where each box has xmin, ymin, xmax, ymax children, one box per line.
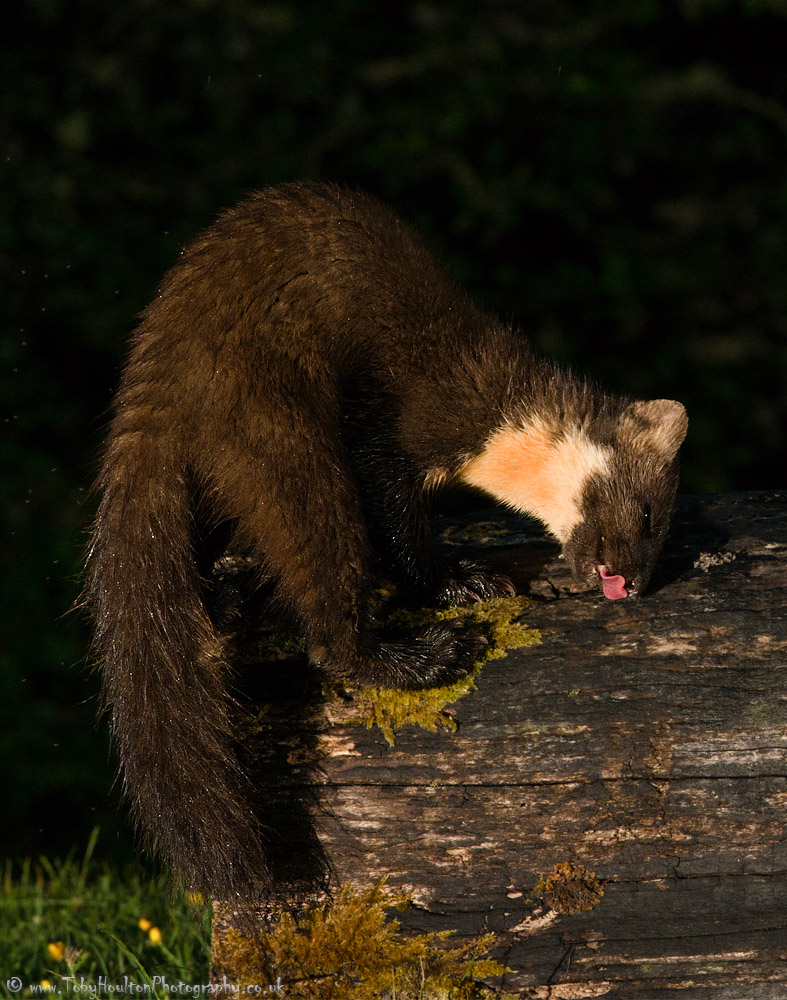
<box><xmin>460</xmin><ymin>398</ymin><xmax>688</xmax><ymax>599</ymax></box>
<box><xmin>562</xmin><ymin>400</ymin><xmax>688</xmax><ymax>598</ymax></box>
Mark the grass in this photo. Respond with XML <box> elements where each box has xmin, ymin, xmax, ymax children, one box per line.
<box><xmin>0</xmin><ymin>829</ymin><xmax>210</xmax><ymax>997</ymax></box>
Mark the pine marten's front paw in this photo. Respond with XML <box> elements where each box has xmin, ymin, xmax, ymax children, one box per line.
<box><xmin>433</xmin><ymin>559</ymin><xmax>516</xmax><ymax>608</ymax></box>
<box><xmin>371</xmin><ymin>619</ymin><xmax>488</xmax><ymax>689</ymax></box>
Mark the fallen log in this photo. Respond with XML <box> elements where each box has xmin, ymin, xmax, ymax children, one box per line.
<box><xmin>210</xmin><ymin>491</ymin><xmax>787</xmax><ymax>998</ymax></box>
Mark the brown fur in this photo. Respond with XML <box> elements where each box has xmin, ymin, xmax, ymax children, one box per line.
<box><xmin>85</xmin><ymin>182</ymin><xmax>687</xmax><ymax>899</ymax></box>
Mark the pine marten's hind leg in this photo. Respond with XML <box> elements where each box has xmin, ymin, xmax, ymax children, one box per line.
<box><xmin>221</xmin><ymin>410</ymin><xmax>486</xmax><ymax>690</ymax></box>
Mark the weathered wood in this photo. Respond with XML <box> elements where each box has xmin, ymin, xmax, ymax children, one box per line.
<box><xmin>214</xmin><ymin>492</ymin><xmax>787</xmax><ymax>997</ymax></box>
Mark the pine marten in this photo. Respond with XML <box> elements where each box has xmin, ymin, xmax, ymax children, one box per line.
<box><xmin>85</xmin><ymin>181</ymin><xmax>687</xmax><ymax>900</ymax></box>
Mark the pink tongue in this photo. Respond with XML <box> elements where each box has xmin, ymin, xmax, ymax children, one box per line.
<box><xmin>599</xmin><ymin>567</ymin><xmax>628</xmax><ymax>600</ymax></box>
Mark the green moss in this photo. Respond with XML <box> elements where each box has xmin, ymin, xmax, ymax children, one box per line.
<box><xmin>214</xmin><ymin>881</ymin><xmax>513</xmax><ymax>999</ymax></box>
<box><xmin>354</xmin><ymin>669</ymin><xmax>474</xmax><ymax>746</ymax></box>
<box><xmin>355</xmin><ymin>596</ymin><xmax>539</xmax><ymax>745</ymax></box>
<box><xmin>251</xmin><ymin>623</ymin><xmax>306</xmax><ymax>661</ymax></box>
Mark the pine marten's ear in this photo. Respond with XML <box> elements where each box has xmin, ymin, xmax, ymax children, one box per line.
<box><xmin>619</xmin><ymin>399</ymin><xmax>688</xmax><ymax>462</ymax></box>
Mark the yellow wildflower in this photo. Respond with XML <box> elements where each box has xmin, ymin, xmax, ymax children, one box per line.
<box><xmin>148</xmin><ymin>926</ymin><xmax>162</xmax><ymax>944</ymax></box>
<box><xmin>138</xmin><ymin>918</ymin><xmax>152</xmax><ymax>932</ymax></box>
<box><xmin>47</xmin><ymin>941</ymin><xmax>65</xmax><ymax>961</ymax></box>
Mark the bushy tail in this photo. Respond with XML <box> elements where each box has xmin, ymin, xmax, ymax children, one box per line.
<box><xmin>85</xmin><ymin>428</ymin><xmax>268</xmax><ymax>900</ymax></box>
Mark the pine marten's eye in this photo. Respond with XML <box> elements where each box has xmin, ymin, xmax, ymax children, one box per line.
<box><xmin>641</xmin><ymin>503</ymin><xmax>652</xmax><ymax>536</ymax></box>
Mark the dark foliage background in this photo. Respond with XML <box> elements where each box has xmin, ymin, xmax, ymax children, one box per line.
<box><xmin>2</xmin><ymin>0</ymin><xmax>785</xmax><ymax>862</ymax></box>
